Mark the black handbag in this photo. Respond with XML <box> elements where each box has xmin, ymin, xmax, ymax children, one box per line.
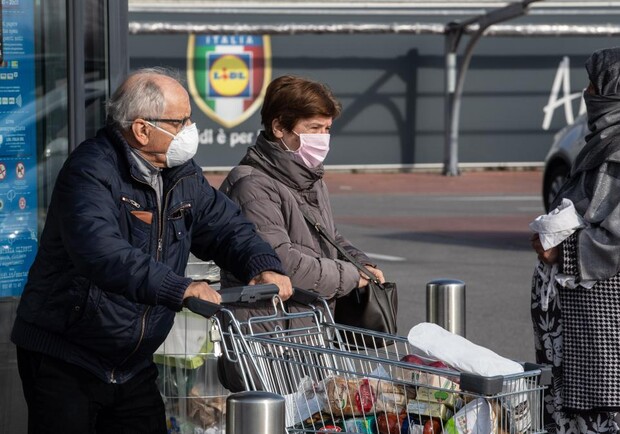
<box><xmin>300</xmin><ymin>209</ymin><xmax>398</xmax><ymax>347</ymax></box>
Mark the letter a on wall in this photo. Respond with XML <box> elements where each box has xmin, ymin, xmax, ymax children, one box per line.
<box><xmin>187</xmin><ymin>34</ymin><xmax>272</xmax><ymax>128</ymax></box>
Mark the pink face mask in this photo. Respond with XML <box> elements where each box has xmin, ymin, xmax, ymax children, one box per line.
<box><xmin>282</xmin><ymin>132</ymin><xmax>330</xmax><ymax>168</ymax></box>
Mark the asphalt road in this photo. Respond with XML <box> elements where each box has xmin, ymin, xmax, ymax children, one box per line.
<box><xmin>208</xmin><ymin>169</ymin><xmax>546</xmax><ymax>363</ymax></box>
<box><xmin>328</xmin><ymin>171</ymin><xmax>544</xmax><ymax>363</ymax></box>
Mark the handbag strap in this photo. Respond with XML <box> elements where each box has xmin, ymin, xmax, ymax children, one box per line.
<box><xmin>298</xmin><ymin>207</ymin><xmax>379</xmax><ymax>284</ymax></box>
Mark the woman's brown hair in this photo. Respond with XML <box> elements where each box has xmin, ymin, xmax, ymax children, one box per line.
<box><xmin>261</xmin><ymin>75</ymin><xmax>342</xmax><ymax>140</ymax></box>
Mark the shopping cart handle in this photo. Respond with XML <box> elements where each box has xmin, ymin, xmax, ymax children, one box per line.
<box><xmin>523</xmin><ymin>362</ymin><xmax>552</xmax><ymax>386</ymax></box>
<box><xmin>184</xmin><ymin>297</ymin><xmax>221</xmax><ymax>318</ymax></box>
<box><xmin>290</xmin><ymin>287</ymin><xmax>321</xmax><ymax>305</ymax></box>
<box><xmin>219</xmin><ymin>284</ymin><xmax>279</xmax><ymax>304</ymax></box>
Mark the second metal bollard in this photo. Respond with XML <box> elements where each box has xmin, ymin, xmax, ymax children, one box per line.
<box><xmin>426</xmin><ymin>278</ymin><xmax>466</xmax><ymax>336</ymax></box>
<box><xmin>226</xmin><ymin>391</ymin><xmax>285</xmax><ymax>434</ymax></box>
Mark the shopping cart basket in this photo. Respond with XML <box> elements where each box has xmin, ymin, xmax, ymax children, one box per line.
<box><xmin>155</xmin><ymin>284</ymin><xmax>280</xmax><ymax>433</ymax></box>
<box><xmin>185</xmin><ymin>288</ymin><xmax>551</xmax><ymax>434</ymax></box>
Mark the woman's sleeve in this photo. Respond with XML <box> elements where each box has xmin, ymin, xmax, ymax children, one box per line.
<box><xmin>334</xmin><ymin>228</ymin><xmax>375</xmax><ymax>267</ymax></box>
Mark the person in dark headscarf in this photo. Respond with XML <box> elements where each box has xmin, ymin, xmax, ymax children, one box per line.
<box><xmin>531</xmin><ymin>47</ymin><xmax>620</xmax><ymax>434</ymax></box>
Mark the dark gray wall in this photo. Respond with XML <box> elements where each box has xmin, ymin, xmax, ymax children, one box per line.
<box><xmin>128</xmin><ymin>10</ymin><xmax>618</xmax><ymax>167</ymax></box>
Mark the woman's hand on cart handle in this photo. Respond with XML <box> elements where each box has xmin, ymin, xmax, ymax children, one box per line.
<box><xmin>249</xmin><ymin>271</ymin><xmax>293</xmax><ymax>301</ymax></box>
<box><xmin>183</xmin><ymin>281</ymin><xmax>222</xmax><ymax>304</ymax></box>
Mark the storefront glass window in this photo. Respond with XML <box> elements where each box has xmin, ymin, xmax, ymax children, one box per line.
<box><xmin>1</xmin><ymin>1</ymin><xmax>112</xmax><ymax>431</ymax></box>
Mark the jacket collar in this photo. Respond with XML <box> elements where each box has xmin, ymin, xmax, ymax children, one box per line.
<box><xmin>103</xmin><ymin>125</ymin><xmax>197</xmax><ymax>183</ymax></box>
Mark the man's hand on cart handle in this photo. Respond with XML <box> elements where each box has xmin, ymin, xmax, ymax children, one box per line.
<box><xmin>183</xmin><ymin>281</ymin><xmax>222</xmax><ymax>304</ymax></box>
<box><xmin>249</xmin><ymin>271</ymin><xmax>293</xmax><ymax>301</ymax></box>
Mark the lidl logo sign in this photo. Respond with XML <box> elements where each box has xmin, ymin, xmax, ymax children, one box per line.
<box><xmin>188</xmin><ymin>35</ymin><xmax>271</xmax><ymax>128</ymax></box>
<box><xmin>208</xmin><ymin>53</ymin><xmax>251</xmax><ymax>98</ymax></box>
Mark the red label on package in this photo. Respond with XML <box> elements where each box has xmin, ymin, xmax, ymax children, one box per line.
<box><xmin>319</xmin><ymin>426</ymin><xmax>342</xmax><ymax>432</ymax></box>
<box><xmin>355</xmin><ymin>379</ymin><xmax>376</xmax><ymax>413</ymax></box>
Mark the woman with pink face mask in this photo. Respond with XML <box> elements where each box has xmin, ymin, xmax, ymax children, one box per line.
<box><xmin>217</xmin><ymin>75</ymin><xmax>386</xmax><ymax>391</ymax></box>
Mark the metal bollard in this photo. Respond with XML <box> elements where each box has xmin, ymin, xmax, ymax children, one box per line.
<box><xmin>426</xmin><ymin>279</ymin><xmax>466</xmax><ymax>336</ymax></box>
<box><xmin>226</xmin><ymin>391</ymin><xmax>285</xmax><ymax>434</ymax></box>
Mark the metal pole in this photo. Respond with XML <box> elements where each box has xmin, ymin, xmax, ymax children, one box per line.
<box><xmin>227</xmin><ymin>391</ymin><xmax>286</xmax><ymax>434</ymax></box>
<box><xmin>443</xmin><ymin>24</ymin><xmax>460</xmax><ymax>176</ymax></box>
<box><xmin>447</xmin><ymin>29</ymin><xmax>485</xmax><ymax>176</ymax></box>
<box><xmin>442</xmin><ymin>0</ymin><xmax>541</xmax><ymax>176</ymax></box>
<box><xmin>426</xmin><ymin>279</ymin><xmax>466</xmax><ymax>336</ymax></box>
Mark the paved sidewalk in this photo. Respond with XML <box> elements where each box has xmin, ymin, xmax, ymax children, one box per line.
<box><xmin>207</xmin><ymin>169</ymin><xmax>543</xmax><ymax>196</ymax></box>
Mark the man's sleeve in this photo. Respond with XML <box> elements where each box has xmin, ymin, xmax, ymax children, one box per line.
<box><xmin>190</xmin><ymin>174</ymin><xmax>285</xmax><ymax>283</ymax></box>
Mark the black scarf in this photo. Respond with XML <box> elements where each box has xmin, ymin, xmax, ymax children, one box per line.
<box><xmin>570</xmin><ymin>47</ymin><xmax>620</xmax><ymax>177</ymax></box>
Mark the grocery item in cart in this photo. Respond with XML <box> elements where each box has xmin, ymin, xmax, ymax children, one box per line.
<box><xmin>407</xmin><ymin>399</ymin><xmax>454</xmax><ymax>421</ymax></box>
<box><xmin>408</xmin><ymin>323</ymin><xmax>531</xmax><ymax>432</ymax></box>
<box><xmin>373</xmin><ymin>386</ymin><xmax>408</xmax><ymax>414</ymax></box>
<box><xmin>283</xmin><ymin>376</ymin><xmax>327</xmax><ymax>427</ymax></box>
<box><xmin>368</xmin><ymin>376</ymin><xmax>410</xmax><ymax>413</ymax></box>
<box><xmin>444</xmin><ymin>397</ymin><xmax>499</xmax><ymax>434</ymax></box>
<box><xmin>292</xmin><ymin>412</ymin><xmax>345</xmax><ymax>432</ymax></box>
<box><xmin>400</xmin><ymin>354</ymin><xmax>461</xmax><ymax>410</ymax></box>
<box><xmin>343</xmin><ymin>416</ymin><xmax>376</xmax><ymax>433</ymax></box>
<box><xmin>401</xmin><ymin>416</ymin><xmax>441</xmax><ymax>434</ymax></box>
<box><xmin>318</xmin><ymin>425</ymin><xmax>343</xmax><ymax>432</ymax></box>
<box><xmin>324</xmin><ymin>376</ymin><xmax>376</xmax><ymax>416</ymax></box>
<box><xmin>376</xmin><ymin>411</ymin><xmax>407</xmax><ymax>434</ymax></box>
<box><xmin>187</xmin><ymin>390</ymin><xmax>226</xmax><ymax>429</ymax></box>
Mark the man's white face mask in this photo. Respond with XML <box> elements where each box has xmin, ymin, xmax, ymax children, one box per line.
<box><xmin>147</xmin><ymin>121</ymin><xmax>199</xmax><ymax>167</ymax></box>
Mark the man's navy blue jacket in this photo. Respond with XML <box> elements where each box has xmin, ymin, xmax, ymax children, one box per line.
<box><xmin>11</xmin><ymin>126</ymin><xmax>284</xmax><ymax>384</ymax></box>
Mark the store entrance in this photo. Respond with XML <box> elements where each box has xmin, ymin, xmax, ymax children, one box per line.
<box><xmin>0</xmin><ymin>1</ymin><xmax>127</xmax><ymax>432</ymax></box>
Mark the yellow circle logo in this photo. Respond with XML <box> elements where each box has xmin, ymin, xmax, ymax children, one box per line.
<box><xmin>209</xmin><ymin>55</ymin><xmax>250</xmax><ymax>97</ymax></box>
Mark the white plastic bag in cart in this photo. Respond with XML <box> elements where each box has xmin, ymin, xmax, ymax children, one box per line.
<box><xmin>154</xmin><ymin>310</ymin><xmax>211</xmax><ymax>369</ymax></box>
<box><xmin>407</xmin><ymin>323</ymin><xmax>523</xmax><ymax>376</ymax></box>
<box><xmin>444</xmin><ymin>398</ymin><xmax>498</xmax><ymax>434</ymax></box>
<box><xmin>283</xmin><ymin>376</ymin><xmax>327</xmax><ymax>428</ymax></box>
<box><xmin>408</xmin><ymin>323</ymin><xmax>531</xmax><ymax>433</ymax></box>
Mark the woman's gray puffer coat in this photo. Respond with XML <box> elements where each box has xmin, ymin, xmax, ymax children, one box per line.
<box><xmin>220</xmin><ymin>132</ymin><xmax>369</xmax><ymax>297</ymax></box>
<box><xmin>217</xmin><ymin>132</ymin><xmax>373</xmax><ymax>390</ymax></box>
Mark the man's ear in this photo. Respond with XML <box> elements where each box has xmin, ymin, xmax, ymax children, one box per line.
<box><xmin>272</xmin><ymin>119</ymin><xmax>284</xmax><ymax>139</ymax></box>
<box><xmin>131</xmin><ymin>120</ymin><xmax>150</xmax><ymax>147</ymax></box>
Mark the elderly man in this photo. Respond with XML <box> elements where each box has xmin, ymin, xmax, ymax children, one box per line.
<box><xmin>11</xmin><ymin>67</ymin><xmax>292</xmax><ymax>433</ymax></box>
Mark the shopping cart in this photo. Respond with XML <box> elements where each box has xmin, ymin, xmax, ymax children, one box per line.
<box><xmin>184</xmin><ymin>288</ymin><xmax>551</xmax><ymax>434</ymax></box>
<box><xmin>155</xmin><ymin>284</ymin><xmax>280</xmax><ymax>434</ymax></box>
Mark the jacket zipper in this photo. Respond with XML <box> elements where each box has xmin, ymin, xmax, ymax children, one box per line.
<box><xmin>156</xmin><ymin>175</ymin><xmax>192</xmax><ymax>260</ymax></box>
<box><xmin>121</xmin><ymin>195</ymin><xmax>142</xmax><ymax>209</ymax></box>
<box><xmin>170</xmin><ymin>202</ymin><xmax>192</xmax><ymax>218</ymax></box>
<box><xmin>110</xmin><ymin>305</ymin><xmax>151</xmax><ymax>383</ymax></box>
<box><xmin>109</xmin><ymin>173</ymin><xmax>194</xmax><ymax>383</ymax></box>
